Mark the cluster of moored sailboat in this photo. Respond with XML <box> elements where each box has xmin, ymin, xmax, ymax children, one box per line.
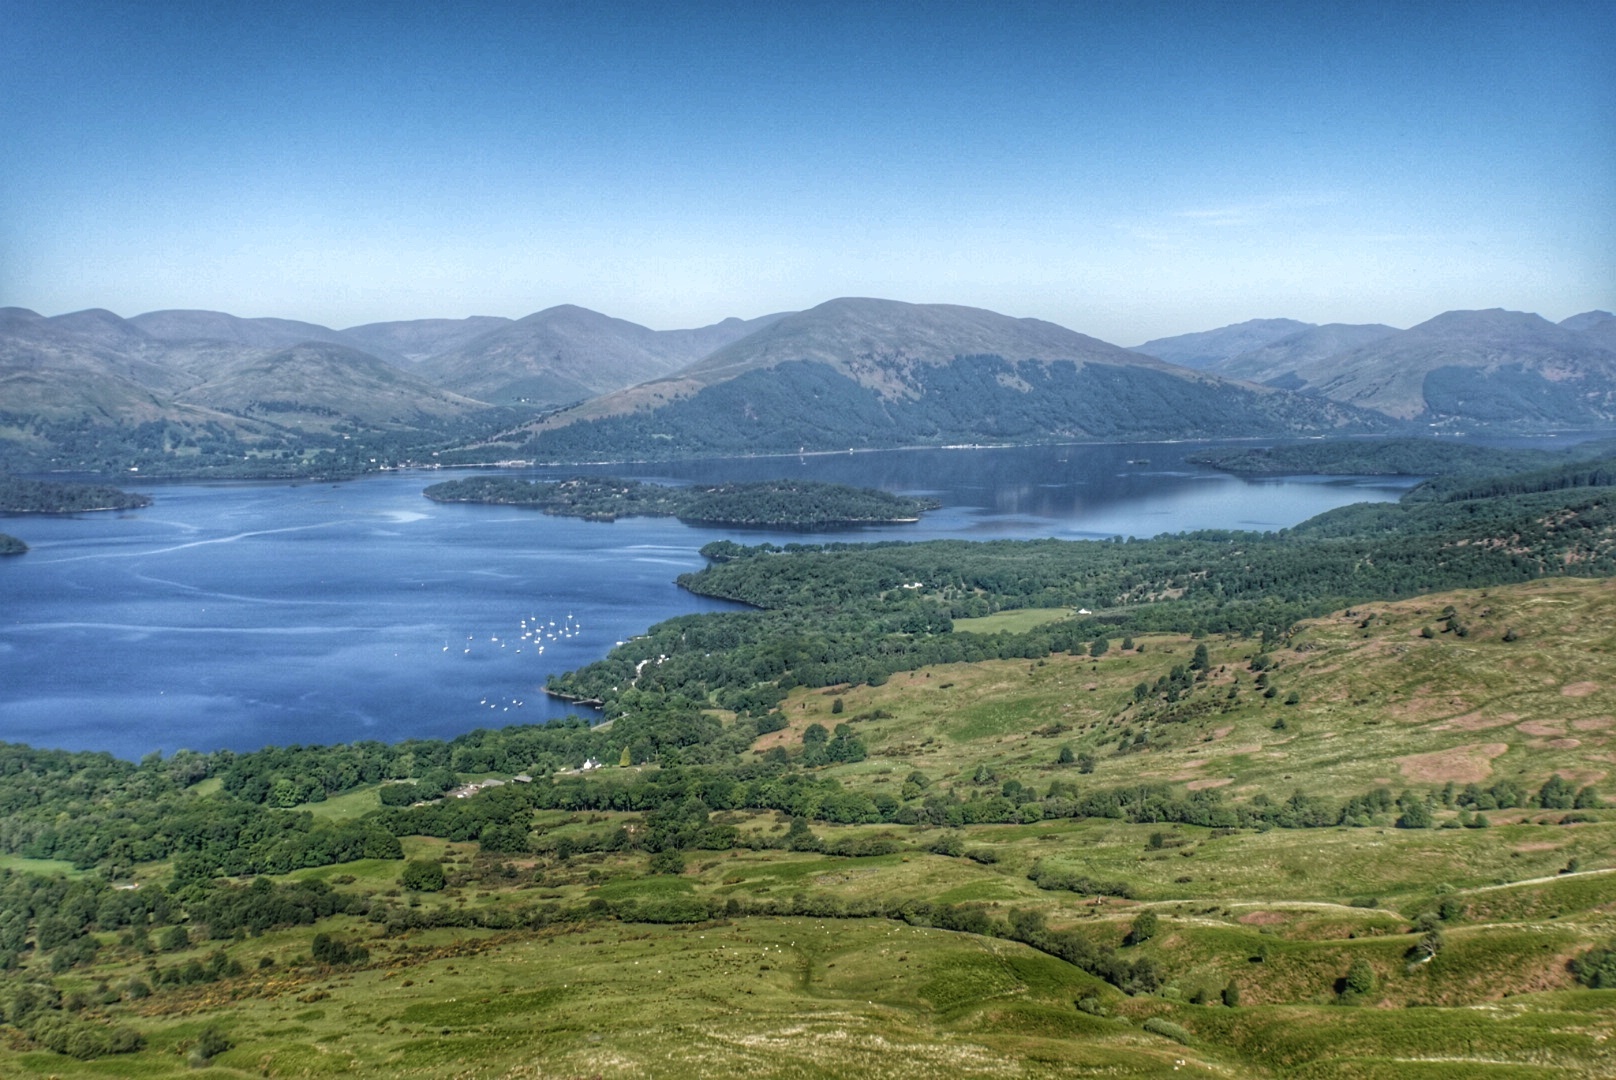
<box><xmin>437</xmin><ymin>612</ymin><xmax>585</xmax><ymax>712</ymax></box>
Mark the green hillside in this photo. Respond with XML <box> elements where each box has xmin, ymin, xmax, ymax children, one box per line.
<box><xmin>1</xmin><ymin>577</ymin><xmax>1613</xmax><ymax>1076</ymax></box>
<box><xmin>522</xmin><ymin>356</ymin><xmax>1381</xmax><ymax>462</ymax></box>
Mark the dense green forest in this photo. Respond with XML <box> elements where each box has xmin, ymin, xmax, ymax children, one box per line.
<box><xmin>423</xmin><ymin>475</ymin><xmax>940</xmax><ymax>526</ymax></box>
<box><xmin>1183</xmin><ymin>438</ymin><xmax>1587</xmax><ymax>478</ymax></box>
<box><xmin>0</xmin><ymin>475</ymin><xmax>151</xmax><ymax>513</ymax></box>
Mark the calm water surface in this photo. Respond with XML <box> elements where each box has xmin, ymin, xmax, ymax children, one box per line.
<box><xmin>1</xmin><ymin>442</ymin><xmax>1413</xmax><ymax>758</ymax></box>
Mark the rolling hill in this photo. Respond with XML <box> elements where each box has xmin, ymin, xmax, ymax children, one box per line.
<box><xmin>515</xmin><ymin>298</ymin><xmax>1384</xmax><ymax>460</ymax></box>
<box><xmin>338</xmin><ymin>315</ymin><xmax>514</xmax><ymax>363</ymax></box>
<box><xmin>172</xmin><ymin>341</ymin><xmax>488</xmax><ymax>432</ymax></box>
<box><xmin>1563</xmin><ymin>309</ymin><xmax>1616</xmax><ymax>352</ymax></box>
<box><xmin>128</xmin><ymin>309</ymin><xmax>368</xmax><ymax>354</ymax></box>
<box><xmin>414</xmin><ymin>304</ymin><xmax>788</xmax><ymax>406</ymax></box>
<box><xmin>1211</xmin><ymin>322</ymin><xmax>1400</xmax><ymax>386</ymax></box>
<box><xmin>1131</xmin><ymin>317</ymin><xmax>1314</xmax><ymax>369</ymax></box>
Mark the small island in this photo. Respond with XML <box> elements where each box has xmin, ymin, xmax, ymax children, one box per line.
<box><xmin>0</xmin><ymin>533</ymin><xmax>27</xmax><ymax>555</ymax></box>
<box><xmin>423</xmin><ymin>476</ymin><xmax>941</xmax><ymax>528</ymax></box>
<box><xmin>0</xmin><ymin>475</ymin><xmax>153</xmax><ymax>513</ymax></box>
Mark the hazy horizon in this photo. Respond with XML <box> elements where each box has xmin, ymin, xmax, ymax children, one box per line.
<box><xmin>3</xmin><ymin>1</ymin><xmax>1612</xmax><ymax>343</ymax></box>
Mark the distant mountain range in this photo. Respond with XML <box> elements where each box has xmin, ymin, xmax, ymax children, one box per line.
<box><xmin>2</xmin><ymin>298</ymin><xmax>1613</xmax><ymax>475</ymax></box>
<box><xmin>0</xmin><ymin>304</ymin><xmax>787</xmax><ymax>473</ymax></box>
<box><xmin>515</xmin><ymin>298</ymin><xmax>1382</xmax><ymax>461</ymax></box>
<box><xmin>1136</xmin><ymin>309</ymin><xmax>1616</xmax><ymax>427</ymax></box>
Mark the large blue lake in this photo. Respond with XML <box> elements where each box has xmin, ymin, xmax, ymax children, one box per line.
<box><xmin>1</xmin><ymin>442</ymin><xmax>1416</xmax><ymax>759</ymax></box>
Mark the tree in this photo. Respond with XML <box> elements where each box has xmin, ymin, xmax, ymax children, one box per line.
<box><xmin>1124</xmin><ymin>911</ymin><xmax>1158</xmax><ymax>946</ymax></box>
<box><xmin>161</xmin><ymin>924</ymin><xmax>190</xmax><ymax>952</ymax></box>
<box><xmin>400</xmin><ymin>859</ymin><xmax>446</xmax><ymax>892</ymax></box>
<box><xmin>1537</xmin><ymin>775</ymin><xmax>1577</xmax><ymax>809</ymax></box>
<box><xmin>1221</xmin><ymin>980</ymin><xmax>1240</xmax><ymax>1007</ymax></box>
<box><xmin>1395</xmin><ymin>794</ymin><xmax>1433</xmax><ymax>829</ymax></box>
<box><xmin>1057</xmin><ymin>744</ymin><xmax>1075</xmax><ymax>765</ymax></box>
<box><xmin>1190</xmin><ymin>643</ymin><xmax>1210</xmax><ymax>670</ymax></box>
<box><xmin>1089</xmin><ymin>638</ymin><xmax>1109</xmax><ymax>658</ymax></box>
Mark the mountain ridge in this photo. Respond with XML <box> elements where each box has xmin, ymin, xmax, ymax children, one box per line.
<box><xmin>514</xmin><ymin>298</ymin><xmax>1385</xmax><ymax>461</ymax></box>
<box><xmin>1131</xmin><ymin>317</ymin><xmax>1315</xmax><ymax>369</ymax></box>
<box><xmin>1261</xmin><ymin>308</ymin><xmax>1616</xmax><ymax>422</ymax></box>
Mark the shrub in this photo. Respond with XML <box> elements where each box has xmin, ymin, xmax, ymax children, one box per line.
<box><xmin>1028</xmin><ymin>862</ymin><xmax>1135</xmax><ymax>898</ymax></box>
<box><xmin>1570</xmin><ymin>944</ymin><xmax>1616</xmax><ymax>989</ymax></box>
<box><xmin>311</xmin><ymin>933</ymin><xmax>369</xmax><ymax>966</ymax></box>
<box><xmin>26</xmin><ymin>1015</ymin><xmax>144</xmax><ymax>1059</ymax></box>
<box><xmin>399</xmin><ymin>859</ymin><xmax>446</xmax><ymax>892</ymax></box>
<box><xmin>648</xmin><ymin>850</ymin><xmax>686</xmax><ymax>875</ymax></box>
<box><xmin>194</xmin><ymin>1026</ymin><xmax>232</xmax><ymax>1063</ymax></box>
<box><xmin>1142</xmin><ymin>1017</ymin><xmax>1195</xmax><ymax>1045</ymax></box>
<box><xmin>1342</xmin><ymin>957</ymin><xmax>1377</xmax><ymax>1001</ymax></box>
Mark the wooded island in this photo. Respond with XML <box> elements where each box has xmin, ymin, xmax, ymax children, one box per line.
<box><xmin>423</xmin><ymin>476</ymin><xmax>940</xmax><ymax>527</ymax></box>
<box><xmin>0</xmin><ymin>475</ymin><xmax>152</xmax><ymax>513</ymax></box>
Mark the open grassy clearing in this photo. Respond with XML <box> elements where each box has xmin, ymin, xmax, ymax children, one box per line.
<box><xmin>0</xmin><ymin>854</ymin><xmax>83</xmax><ymax>877</ymax></box>
<box><xmin>9</xmin><ymin>919</ymin><xmax>1246</xmax><ymax>1079</ymax></box>
<box><xmin>952</xmin><ymin>608</ymin><xmax>1082</xmax><ymax>635</ymax></box>
<box><xmin>9</xmin><ymin>910</ymin><xmax>1613</xmax><ymax>1078</ymax></box>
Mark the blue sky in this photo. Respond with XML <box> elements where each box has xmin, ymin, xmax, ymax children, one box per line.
<box><xmin>2</xmin><ymin>1</ymin><xmax>1612</xmax><ymax>343</ymax></box>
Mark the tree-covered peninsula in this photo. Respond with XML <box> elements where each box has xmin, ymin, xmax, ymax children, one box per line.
<box><xmin>0</xmin><ymin>533</ymin><xmax>26</xmax><ymax>555</ymax></box>
<box><xmin>0</xmin><ymin>474</ymin><xmax>151</xmax><ymax>513</ymax></box>
<box><xmin>422</xmin><ymin>475</ymin><xmax>940</xmax><ymax>527</ymax></box>
<box><xmin>1185</xmin><ymin>436</ymin><xmax>1616</xmax><ymax>480</ymax></box>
